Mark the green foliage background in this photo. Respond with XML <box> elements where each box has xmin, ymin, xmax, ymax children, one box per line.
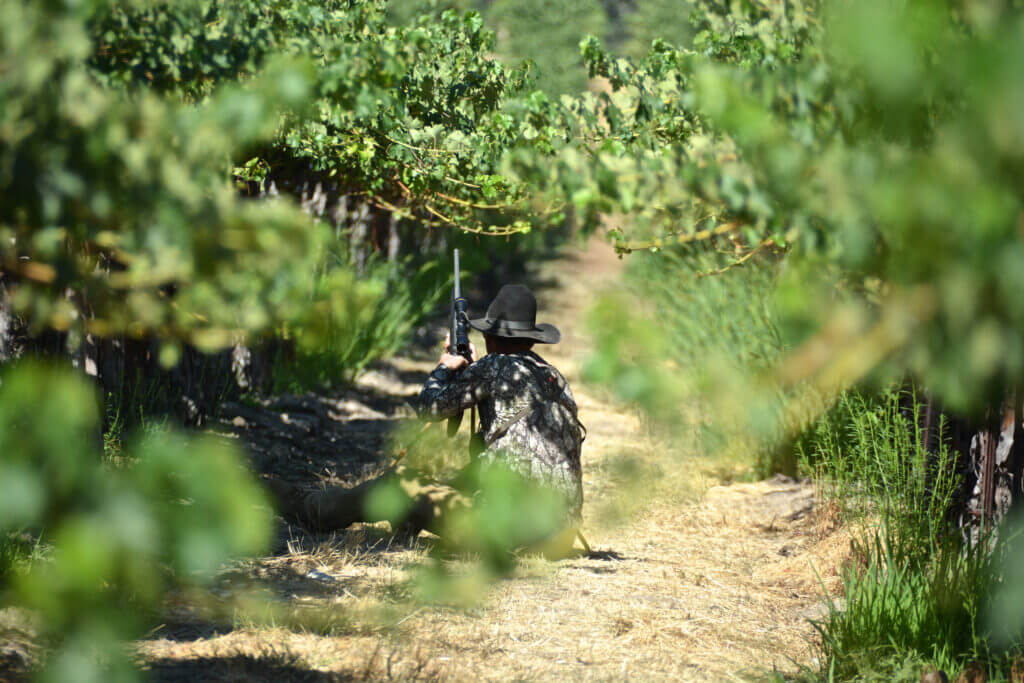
<box><xmin>484</xmin><ymin>0</ymin><xmax>608</xmax><ymax>97</ymax></box>
<box><xmin>621</xmin><ymin>0</ymin><xmax>696</xmax><ymax>59</ymax></box>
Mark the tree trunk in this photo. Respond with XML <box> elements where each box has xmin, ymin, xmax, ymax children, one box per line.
<box><xmin>0</xmin><ymin>281</ymin><xmax>22</xmax><ymax>364</ymax></box>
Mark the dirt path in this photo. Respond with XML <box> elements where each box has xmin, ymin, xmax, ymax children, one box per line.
<box><xmin>138</xmin><ymin>239</ymin><xmax>850</xmax><ymax>681</ymax></box>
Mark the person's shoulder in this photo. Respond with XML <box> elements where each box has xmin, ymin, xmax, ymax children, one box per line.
<box><xmin>518</xmin><ymin>351</ymin><xmax>571</xmax><ymax>387</ymax></box>
<box><xmin>477</xmin><ymin>352</ymin><xmax>542</xmax><ymax>378</ymax></box>
<box><xmin>521</xmin><ymin>350</ymin><xmax>565</xmax><ymax>375</ymax></box>
<box><xmin>468</xmin><ymin>352</ymin><xmax>506</xmax><ymax>374</ymax></box>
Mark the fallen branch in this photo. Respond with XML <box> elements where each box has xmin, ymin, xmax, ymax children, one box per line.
<box><xmin>613</xmin><ymin>221</ymin><xmax>744</xmax><ymax>254</ymax></box>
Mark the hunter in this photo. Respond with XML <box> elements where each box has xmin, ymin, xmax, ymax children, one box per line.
<box><xmin>273</xmin><ymin>284</ymin><xmax>586</xmax><ymax>558</ymax></box>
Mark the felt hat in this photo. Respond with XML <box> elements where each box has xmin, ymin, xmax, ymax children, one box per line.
<box><xmin>468</xmin><ymin>284</ymin><xmax>561</xmax><ymax>344</ymax></box>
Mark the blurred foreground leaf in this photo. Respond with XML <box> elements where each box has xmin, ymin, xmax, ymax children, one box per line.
<box><xmin>0</xmin><ymin>363</ymin><xmax>271</xmax><ymax>680</ymax></box>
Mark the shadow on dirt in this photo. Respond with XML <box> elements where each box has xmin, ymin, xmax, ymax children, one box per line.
<box><xmin>144</xmin><ymin>653</ymin><xmax>351</xmax><ymax>682</ymax></box>
<box><xmin>217</xmin><ymin>374</ymin><xmax>419</xmax><ymax>489</ymax></box>
<box><xmin>146</xmin><ymin>619</ymin><xmax>236</xmax><ymax>643</ymax></box>
<box><xmin>578</xmin><ymin>549</ymin><xmax>627</xmax><ymax>562</ymax></box>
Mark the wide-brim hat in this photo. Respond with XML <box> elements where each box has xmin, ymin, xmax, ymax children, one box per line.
<box><xmin>468</xmin><ymin>284</ymin><xmax>561</xmax><ymax>344</ymax></box>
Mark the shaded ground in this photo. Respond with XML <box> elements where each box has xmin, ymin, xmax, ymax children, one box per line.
<box><xmin>135</xmin><ymin>238</ymin><xmax>852</xmax><ymax>681</ymax></box>
<box><xmin>218</xmin><ymin>358</ymin><xmax>425</xmax><ymax>489</ymax></box>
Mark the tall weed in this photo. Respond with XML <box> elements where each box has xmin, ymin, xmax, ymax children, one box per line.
<box><xmin>0</xmin><ymin>533</ymin><xmax>44</xmax><ymax>585</ymax></box>
<box><xmin>614</xmin><ymin>247</ymin><xmax>790</xmax><ymax>474</ymax></box>
<box><xmin>803</xmin><ymin>391</ymin><xmax>1016</xmax><ymax>678</ymax></box>
<box><xmin>272</xmin><ymin>256</ymin><xmax>447</xmax><ymax>391</ymax></box>
<box><xmin>631</xmin><ymin>249</ymin><xmax>784</xmax><ymax>377</ymax></box>
<box><xmin>801</xmin><ymin>391</ymin><xmax>959</xmax><ymax>557</ymax></box>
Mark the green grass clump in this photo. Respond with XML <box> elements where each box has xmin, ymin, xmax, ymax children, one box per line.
<box><xmin>814</xmin><ymin>530</ymin><xmax>1004</xmax><ymax>680</ymax></box>
<box><xmin>801</xmin><ymin>391</ymin><xmax>959</xmax><ymax>553</ymax></box>
<box><xmin>802</xmin><ymin>391</ymin><xmax>1020</xmax><ymax>680</ymax></box>
<box><xmin>591</xmin><ymin>246</ymin><xmax>789</xmax><ymax>474</ymax></box>
<box><xmin>272</xmin><ymin>256</ymin><xmax>447</xmax><ymax>391</ymax></box>
<box><xmin>0</xmin><ymin>533</ymin><xmax>44</xmax><ymax>585</ymax></box>
<box><xmin>632</xmin><ymin>249</ymin><xmax>784</xmax><ymax>378</ymax></box>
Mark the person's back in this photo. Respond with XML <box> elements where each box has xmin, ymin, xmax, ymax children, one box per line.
<box><xmin>419</xmin><ymin>347</ymin><xmax>584</xmax><ymax>523</ymax></box>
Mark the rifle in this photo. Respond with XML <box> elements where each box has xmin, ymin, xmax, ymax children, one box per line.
<box><xmin>447</xmin><ymin>249</ymin><xmax>474</xmax><ymax>437</ymax></box>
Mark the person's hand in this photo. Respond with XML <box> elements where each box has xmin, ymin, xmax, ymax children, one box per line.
<box><xmin>439</xmin><ymin>333</ymin><xmax>477</xmax><ymax>371</ymax></box>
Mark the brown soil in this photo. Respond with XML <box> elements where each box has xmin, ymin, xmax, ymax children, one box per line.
<box><xmin>135</xmin><ymin>238</ymin><xmax>852</xmax><ymax>681</ymax></box>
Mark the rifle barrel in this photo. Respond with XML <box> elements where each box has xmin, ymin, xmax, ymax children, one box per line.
<box><xmin>453</xmin><ymin>249</ymin><xmax>461</xmax><ymax>299</ymax></box>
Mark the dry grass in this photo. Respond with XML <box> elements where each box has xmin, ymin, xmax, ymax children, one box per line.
<box><xmin>133</xmin><ymin>238</ymin><xmax>854</xmax><ymax>681</ymax></box>
<box><xmin>387</xmin><ymin>480</ymin><xmax>852</xmax><ymax>681</ymax></box>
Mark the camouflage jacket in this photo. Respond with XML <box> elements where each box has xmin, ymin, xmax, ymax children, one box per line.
<box><xmin>418</xmin><ymin>351</ymin><xmax>584</xmax><ymax>522</ymax></box>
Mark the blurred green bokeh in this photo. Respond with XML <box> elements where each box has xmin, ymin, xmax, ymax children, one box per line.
<box><xmin>0</xmin><ymin>363</ymin><xmax>272</xmax><ymax>680</ymax></box>
<box><xmin>485</xmin><ymin>0</ymin><xmax>608</xmax><ymax>97</ymax></box>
